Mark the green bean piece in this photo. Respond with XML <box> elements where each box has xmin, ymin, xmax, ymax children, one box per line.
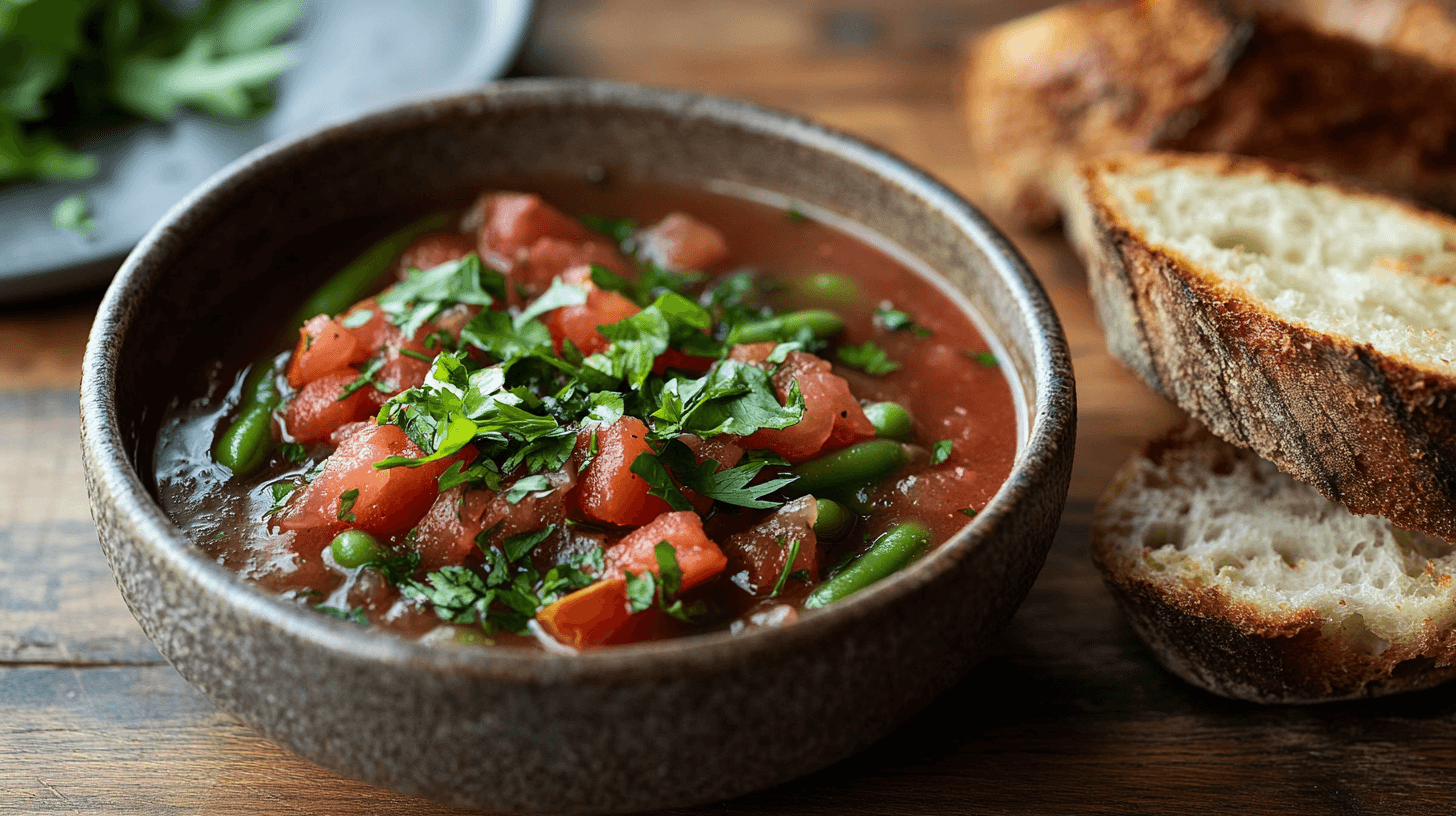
<box><xmin>799</xmin><ymin>272</ymin><xmax>859</xmax><ymax>305</ymax></box>
<box><xmin>215</xmin><ymin>403</ymin><xmax>274</xmax><ymax>475</ymax></box>
<box><xmin>803</xmin><ymin>522</ymin><xmax>931</xmax><ymax>609</ymax></box>
<box><xmin>726</xmin><ymin>309</ymin><xmax>845</xmax><ymax>344</ymax></box>
<box><xmin>788</xmin><ymin>438</ymin><xmax>909</xmax><ymax>497</ymax></box>
<box><xmin>829</xmin><ymin>483</ymin><xmax>877</xmax><ymax>515</ymax></box>
<box><xmin>216</xmin><ymin>213</ymin><xmax>451</xmax><ymax>473</ymax></box>
<box><xmin>863</xmin><ymin>401</ymin><xmax>913</xmax><ymax>440</ymax></box>
<box><xmin>813</xmin><ymin>498</ymin><xmax>854</xmax><ymax>540</ymax></box>
<box><xmin>331</xmin><ymin>530</ymin><xmax>386</xmax><ymax>568</ymax></box>
<box><xmin>290</xmin><ymin>211</ymin><xmax>453</xmax><ymax>328</ymax></box>
<box><xmin>239</xmin><ymin>359</ymin><xmax>280</xmax><ymax>408</ymax></box>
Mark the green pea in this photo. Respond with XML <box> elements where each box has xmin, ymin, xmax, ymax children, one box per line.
<box><xmin>331</xmin><ymin>530</ymin><xmax>385</xmax><ymax>568</ymax></box>
<box><xmin>813</xmin><ymin>498</ymin><xmax>854</xmax><ymax>540</ymax></box>
<box><xmin>214</xmin><ymin>403</ymin><xmax>274</xmax><ymax>476</ymax></box>
<box><xmin>863</xmin><ymin>401</ymin><xmax>913</xmax><ymax>440</ymax></box>
<box><xmin>788</xmin><ymin>439</ymin><xmax>909</xmax><ymax>497</ymax></box>
<box><xmin>726</xmin><ymin>309</ymin><xmax>845</xmax><ymax>344</ymax></box>
<box><xmin>804</xmin><ymin>522</ymin><xmax>931</xmax><ymax>609</ymax></box>
<box><xmin>799</xmin><ymin>272</ymin><xmax>859</xmax><ymax>305</ymax></box>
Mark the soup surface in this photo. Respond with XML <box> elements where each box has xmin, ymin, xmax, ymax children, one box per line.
<box><xmin>155</xmin><ymin>182</ymin><xmax>1017</xmax><ymax>650</ymax></box>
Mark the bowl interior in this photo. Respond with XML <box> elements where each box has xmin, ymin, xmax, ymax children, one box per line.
<box><xmin>98</xmin><ymin>81</ymin><xmax>1069</xmax><ymax>669</ymax></box>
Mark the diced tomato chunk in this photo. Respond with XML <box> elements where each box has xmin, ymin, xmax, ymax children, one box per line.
<box><xmin>727</xmin><ymin>342</ymin><xmax>777</xmax><ymax>366</ymax></box>
<box><xmin>640</xmin><ymin>212</ymin><xmax>729</xmax><ymax>271</ymax></box>
<box><xmin>517</xmin><ymin>237</ymin><xmax>631</xmax><ymax>296</ymax></box>
<box><xmin>542</xmin><ymin>267</ymin><xmax>642</xmax><ymax>356</ymax></box>
<box><xmin>410</xmin><ymin>469</ymin><xmax>579</xmax><ymax>573</ymax></box>
<box><xmin>535</xmin><ymin>579</ymin><xmax>661</xmax><ymax>649</ymax></box>
<box><xmin>739</xmin><ymin>351</ymin><xmax>873</xmax><ymax>462</ymax></box>
<box><xmin>602</xmin><ymin>511</ymin><xmax>728</xmax><ymax>591</ymax></box>
<box><xmin>287</xmin><ymin>315</ymin><xmax>369</xmax><ymax>388</ymax></box>
<box><xmin>473</xmin><ymin>193</ymin><xmax>592</xmax><ymax>272</ymax></box>
<box><xmin>720</xmin><ymin>496</ymin><xmax>819</xmax><ymax>596</ymax></box>
<box><xmin>570</xmin><ymin>417</ymin><xmax>671</xmax><ymax>527</ymax></box>
<box><xmin>393</xmin><ymin>232</ymin><xmax>476</xmax><ymax>282</ymax></box>
<box><xmin>282</xmin><ymin>367</ymin><xmax>377</xmax><ymax>443</ymax></box>
<box><xmin>279</xmin><ymin>423</ymin><xmax>461</xmax><ymax>541</ymax></box>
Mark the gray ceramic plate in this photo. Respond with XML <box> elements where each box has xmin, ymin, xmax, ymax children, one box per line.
<box><xmin>81</xmin><ymin>80</ymin><xmax>1075</xmax><ymax>813</ymax></box>
<box><xmin>0</xmin><ymin>0</ymin><xmax>534</xmax><ymax>302</ymax></box>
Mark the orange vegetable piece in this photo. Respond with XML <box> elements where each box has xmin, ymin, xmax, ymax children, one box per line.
<box><xmin>535</xmin><ymin>579</ymin><xmax>659</xmax><ymax>649</ymax></box>
<box><xmin>287</xmin><ymin>315</ymin><xmax>369</xmax><ymax>388</ymax></box>
<box><xmin>570</xmin><ymin>417</ymin><xmax>671</xmax><ymax>527</ymax></box>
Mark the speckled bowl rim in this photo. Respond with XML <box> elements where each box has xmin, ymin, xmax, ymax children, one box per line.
<box><xmin>82</xmin><ymin>78</ymin><xmax>1073</xmax><ymax>685</ymax></box>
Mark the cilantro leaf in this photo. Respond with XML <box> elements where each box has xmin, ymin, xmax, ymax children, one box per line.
<box><xmin>402</xmin><ymin>567</ymin><xmax>494</xmax><ymax>625</ymax></box>
<box><xmin>836</xmin><ymin>341</ymin><xmax>901</xmax><ymax>376</ymax></box>
<box><xmin>277</xmin><ymin>442</ymin><xmax>308</xmax><ymax>463</ymax></box>
<box><xmin>629</xmin><ymin>450</ymin><xmax>694</xmax><ymax>512</ymax></box>
<box><xmin>336</xmin><ymin>488</ymin><xmax>359</xmax><ymax>522</ymax></box>
<box><xmin>656</xmin><ymin>438</ymin><xmax>794</xmax><ymax>509</ymax></box>
<box><xmin>930</xmin><ymin>439</ymin><xmax>953</xmax><ymax>465</ymax></box>
<box><xmin>514</xmin><ymin>277</ymin><xmax>588</xmax><ymax>329</ymax></box>
<box><xmin>579</xmin><ymin>215</ymin><xmax>639</xmax><ymax>253</ymax></box>
<box><xmin>316</xmin><ymin>605</ymin><xmax>368</xmax><ymax>624</ymax></box>
<box><xmin>651</xmin><ymin>360</ymin><xmax>804</xmax><ymax>439</ymax></box>
<box><xmin>875</xmin><ymin>304</ymin><xmax>932</xmax><ymax>337</ymax></box>
<box><xmin>968</xmin><ymin>351</ymin><xmax>999</xmax><ymax>367</ymax></box>
<box><xmin>770</xmin><ymin>538</ymin><xmax>802</xmax><ymax>597</ymax></box>
<box><xmin>504</xmin><ymin>474</ymin><xmax>551</xmax><ymax>504</ymax></box>
<box><xmin>379</xmin><ymin>254</ymin><xmax>503</xmax><ymax>337</ymax></box>
<box><xmin>358</xmin><ymin>549</ymin><xmax>421</xmax><ymax>585</ymax></box>
<box><xmin>503</xmin><ymin>525</ymin><xmax>555</xmax><ymax>563</ymax></box>
<box><xmin>623</xmin><ymin>570</ymin><xmax>657</xmax><ymax>614</ymax></box>
<box><xmin>337</xmin><ymin>356</ymin><xmax>387</xmax><ymax>400</ymax></box>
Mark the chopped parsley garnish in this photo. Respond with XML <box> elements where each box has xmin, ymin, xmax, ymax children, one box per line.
<box><xmin>875</xmin><ymin>304</ymin><xmax>932</xmax><ymax>337</ymax></box>
<box><xmin>968</xmin><ymin>351</ymin><xmax>999</xmax><ymax>367</ymax></box>
<box><xmin>786</xmin><ymin>208</ymin><xmax>809</xmax><ymax>223</ymax></box>
<box><xmin>836</xmin><ymin>341</ymin><xmax>901</xmax><ymax>376</ymax></box>
<box><xmin>378</xmin><ymin>254</ymin><xmax>505</xmax><ymax>337</ymax></box>
<box><xmin>930</xmin><ymin>439</ymin><xmax>953</xmax><ymax>465</ymax></box>
<box><xmin>265</xmin><ymin>481</ymin><xmax>297</xmax><ymax>517</ymax></box>
<box><xmin>770</xmin><ymin>538</ymin><xmax>802</xmax><ymax>597</ymax></box>
<box><xmin>277</xmin><ymin>442</ymin><xmax>309</xmax><ymax>464</ymax></box>
<box><xmin>402</xmin><ymin>525</ymin><xmax>598</xmax><ymax>635</ymax></box>
<box><xmin>357</xmin><ymin>549</ymin><xmax>421</xmax><ymax>585</ymax></box>
<box><xmin>959</xmin><ymin>507</ymin><xmax>979</xmax><ymax>518</ymax></box>
<box><xmin>579</xmin><ymin>215</ymin><xmax>639</xmax><ymax>252</ymax></box>
<box><xmin>336</xmin><ymin>488</ymin><xmax>359</xmax><ymax>522</ymax></box>
<box><xmin>623</xmin><ymin>542</ymin><xmax>708</xmax><ymax>622</ymax></box>
<box><xmin>336</xmin><ymin>356</ymin><xmax>388</xmax><ymax>401</ymax></box>
<box><xmin>340</xmin><ymin>309</ymin><xmax>374</xmax><ymax>329</ymax></box>
<box><xmin>503</xmin><ymin>474</ymin><xmax>551</xmax><ymax>504</ymax></box>
<box><xmin>630</xmin><ymin>439</ymin><xmax>797</xmax><ymax>511</ymax></box>
<box><xmin>316</xmin><ymin>605</ymin><xmax>368</xmax><ymax>624</ymax></box>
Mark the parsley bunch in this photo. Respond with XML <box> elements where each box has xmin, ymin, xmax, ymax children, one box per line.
<box><xmin>2</xmin><ymin>0</ymin><xmax>301</xmax><ymax>185</ymax></box>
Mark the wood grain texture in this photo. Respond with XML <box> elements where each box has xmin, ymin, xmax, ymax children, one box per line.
<box><xmin>2</xmin><ymin>0</ymin><xmax>1453</xmax><ymax>813</ymax></box>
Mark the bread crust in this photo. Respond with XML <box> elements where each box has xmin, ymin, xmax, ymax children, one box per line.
<box><xmin>963</xmin><ymin>0</ymin><xmax>1456</xmax><ymax>228</ymax></box>
<box><xmin>1083</xmin><ymin>152</ymin><xmax>1456</xmax><ymax>541</ymax></box>
<box><xmin>1093</xmin><ymin>422</ymin><xmax>1456</xmax><ymax>703</ymax></box>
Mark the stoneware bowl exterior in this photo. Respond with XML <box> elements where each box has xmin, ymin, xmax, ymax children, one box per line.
<box><xmin>80</xmin><ymin>79</ymin><xmax>1075</xmax><ymax>813</ymax></box>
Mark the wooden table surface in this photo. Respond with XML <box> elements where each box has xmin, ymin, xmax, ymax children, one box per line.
<box><xmin>5</xmin><ymin>1</ymin><xmax>1454</xmax><ymax>814</ymax></box>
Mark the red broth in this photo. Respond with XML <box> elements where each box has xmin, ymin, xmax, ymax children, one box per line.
<box><xmin>154</xmin><ymin>182</ymin><xmax>1018</xmax><ymax>650</ymax></box>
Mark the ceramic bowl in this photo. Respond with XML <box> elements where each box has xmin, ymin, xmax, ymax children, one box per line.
<box><xmin>80</xmin><ymin>79</ymin><xmax>1075</xmax><ymax>814</ymax></box>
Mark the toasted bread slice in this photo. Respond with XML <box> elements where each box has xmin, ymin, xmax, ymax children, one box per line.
<box><xmin>1079</xmin><ymin>151</ymin><xmax>1456</xmax><ymax>541</ymax></box>
<box><xmin>962</xmin><ymin>0</ymin><xmax>1456</xmax><ymax>229</ymax></box>
<box><xmin>1093</xmin><ymin>420</ymin><xmax>1456</xmax><ymax>703</ymax></box>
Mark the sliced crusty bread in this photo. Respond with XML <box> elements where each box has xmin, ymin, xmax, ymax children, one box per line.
<box><xmin>1078</xmin><ymin>151</ymin><xmax>1456</xmax><ymax>541</ymax></box>
<box><xmin>962</xmin><ymin>0</ymin><xmax>1456</xmax><ymax>229</ymax></box>
<box><xmin>1093</xmin><ymin>420</ymin><xmax>1456</xmax><ymax>703</ymax></box>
